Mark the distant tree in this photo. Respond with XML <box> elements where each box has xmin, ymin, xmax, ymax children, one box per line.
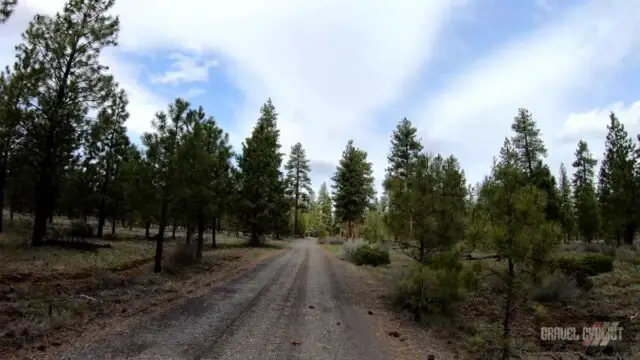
<box><xmin>284</xmin><ymin>142</ymin><xmax>312</xmax><ymax>237</ymax></box>
<box><xmin>384</xmin><ymin>117</ymin><xmax>423</xmax><ymax>243</ymax></box>
<box><xmin>85</xmin><ymin>89</ymin><xmax>130</xmax><ymax>238</ymax></box>
<box><xmin>317</xmin><ymin>182</ymin><xmax>333</xmax><ymax>231</ymax></box>
<box><xmin>12</xmin><ymin>0</ymin><xmax>119</xmax><ymax>246</ymax></box>
<box><xmin>597</xmin><ymin>112</ymin><xmax>636</xmax><ymax>245</ymax></box>
<box><xmin>237</xmin><ymin>99</ymin><xmax>285</xmax><ymax>246</ymax></box>
<box><xmin>572</xmin><ymin>140</ymin><xmax>599</xmax><ymax>242</ymax></box>
<box><xmin>509</xmin><ymin>108</ymin><xmax>560</xmax><ymax>223</ymax></box>
<box><xmin>557</xmin><ymin>163</ymin><xmax>576</xmax><ymax>240</ymax></box>
<box><xmin>332</xmin><ymin>139</ymin><xmax>375</xmax><ymax>239</ymax></box>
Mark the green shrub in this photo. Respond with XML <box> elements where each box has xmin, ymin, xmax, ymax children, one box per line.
<box><xmin>352</xmin><ymin>245</ymin><xmax>390</xmax><ymax>267</ymax></box>
<box><xmin>319</xmin><ymin>230</ymin><xmax>328</xmax><ymax>239</ymax></box>
<box><xmin>581</xmin><ymin>254</ymin><xmax>614</xmax><ymax>275</ymax></box>
<box><xmin>581</xmin><ymin>243</ymin><xmax>602</xmax><ymax>253</ymax></box>
<box><xmin>393</xmin><ymin>258</ymin><xmax>477</xmax><ymax>320</ymax></box>
<box><xmin>555</xmin><ymin>253</ymin><xmax>613</xmax><ymax>276</ymax></box>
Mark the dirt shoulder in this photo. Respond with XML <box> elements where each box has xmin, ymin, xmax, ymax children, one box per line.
<box><xmin>321</xmin><ymin>245</ymin><xmax>458</xmax><ymax>360</ymax></box>
<box><xmin>1</xmin><ymin>239</ymin><xmax>285</xmax><ymax>360</ymax></box>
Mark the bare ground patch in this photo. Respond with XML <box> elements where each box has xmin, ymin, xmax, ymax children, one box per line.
<box><xmin>0</xmin><ymin>231</ymin><xmax>286</xmax><ymax>360</ymax></box>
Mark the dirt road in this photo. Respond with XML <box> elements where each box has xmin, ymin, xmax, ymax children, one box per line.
<box><xmin>58</xmin><ymin>239</ymin><xmax>389</xmax><ymax>360</ymax></box>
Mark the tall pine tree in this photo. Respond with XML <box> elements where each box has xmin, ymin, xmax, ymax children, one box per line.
<box><xmin>237</xmin><ymin>99</ymin><xmax>284</xmax><ymax>246</ymax></box>
<box><xmin>572</xmin><ymin>140</ymin><xmax>600</xmax><ymax>242</ymax></box>
<box><xmin>284</xmin><ymin>142</ymin><xmax>312</xmax><ymax>237</ymax></box>
<box><xmin>317</xmin><ymin>181</ymin><xmax>333</xmax><ymax>232</ymax></box>
<box><xmin>557</xmin><ymin>163</ymin><xmax>576</xmax><ymax>241</ymax></box>
<box><xmin>332</xmin><ymin>140</ymin><xmax>375</xmax><ymax>239</ymax></box>
<box><xmin>13</xmin><ymin>0</ymin><xmax>120</xmax><ymax>246</ymax></box>
<box><xmin>598</xmin><ymin>112</ymin><xmax>636</xmax><ymax>245</ymax></box>
<box><xmin>383</xmin><ymin>117</ymin><xmax>423</xmax><ymax>242</ymax></box>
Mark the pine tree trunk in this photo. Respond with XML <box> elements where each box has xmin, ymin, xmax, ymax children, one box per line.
<box><xmin>172</xmin><ymin>222</ymin><xmax>177</xmax><ymax>239</ymax></box>
<box><xmin>196</xmin><ymin>206</ymin><xmax>204</xmax><ymax>260</ymax></box>
<box><xmin>0</xmin><ymin>153</ymin><xmax>7</xmax><ymax>234</ymax></box>
<box><xmin>154</xmin><ymin>197</ymin><xmax>168</xmax><ymax>273</ymax></box>
<box><xmin>97</xmin><ymin>206</ymin><xmax>106</xmax><ymax>238</ymax></box>
<box><xmin>111</xmin><ymin>216</ymin><xmax>116</xmax><ymax>235</ymax></box>
<box><xmin>212</xmin><ymin>215</ymin><xmax>217</xmax><ymax>248</ymax></box>
<box><xmin>502</xmin><ymin>257</ymin><xmax>515</xmax><ymax>360</ymax></box>
<box><xmin>145</xmin><ymin>220</ymin><xmax>151</xmax><ymax>239</ymax></box>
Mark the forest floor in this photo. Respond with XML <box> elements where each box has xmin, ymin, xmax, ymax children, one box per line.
<box><xmin>333</xmin><ymin>240</ymin><xmax>640</xmax><ymax>360</ymax></box>
<box><xmin>0</xmin><ymin>217</ymin><xmax>286</xmax><ymax>360</ymax></box>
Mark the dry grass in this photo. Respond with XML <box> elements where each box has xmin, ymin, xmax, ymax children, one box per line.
<box><xmin>0</xmin><ymin>216</ymin><xmax>287</xmax><ymax>358</ymax></box>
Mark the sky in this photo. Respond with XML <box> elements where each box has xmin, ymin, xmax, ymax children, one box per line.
<box><xmin>1</xmin><ymin>0</ymin><xmax>640</xmax><ymax>195</ymax></box>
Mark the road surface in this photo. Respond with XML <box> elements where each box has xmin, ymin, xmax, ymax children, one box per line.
<box><xmin>59</xmin><ymin>239</ymin><xmax>389</xmax><ymax>360</ymax></box>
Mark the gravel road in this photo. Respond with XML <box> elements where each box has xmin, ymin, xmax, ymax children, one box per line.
<box><xmin>59</xmin><ymin>239</ymin><xmax>389</xmax><ymax>360</ymax></box>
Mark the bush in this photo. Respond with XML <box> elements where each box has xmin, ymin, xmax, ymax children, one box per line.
<box><xmin>555</xmin><ymin>253</ymin><xmax>613</xmax><ymax>277</ymax></box>
<box><xmin>531</xmin><ymin>274</ymin><xmax>584</xmax><ymax>305</ymax></box>
<box><xmin>165</xmin><ymin>242</ymin><xmax>199</xmax><ymax>273</ymax></box>
<box><xmin>616</xmin><ymin>248</ymin><xmax>637</xmax><ymax>264</ymax></box>
<box><xmin>393</xmin><ymin>258</ymin><xmax>477</xmax><ymax>319</ymax></box>
<box><xmin>351</xmin><ymin>245</ymin><xmax>390</xmax><ymax>267</ymax></box>
<box><xmin>339</xmin><ymin>239</ymin><xmax>366</xmax><ymax>262</ymax></box>
<box><xmin>581</xmin><ymin>243</ymin><xmax>603</xmax><ymax>253</ymax></box>
<box><xmin>68</xmin><ymin>221</ymin><xmax>94</xmax><ymax>239</ymax></box>
<box><xmin>319</xmin><ymin>230</ymin><xmax>328</xmax><ymax>239</ymax></box>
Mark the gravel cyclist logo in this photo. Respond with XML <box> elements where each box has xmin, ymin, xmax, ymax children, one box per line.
<box><xmin>582</xmin><ymin>322</ymin><xmax>623</xmax><ymax>347</ymax></box>
<box><xmin>540</xmin><ymin>322</ymin><xmax>623</xmax><ymax>347</ymax></box>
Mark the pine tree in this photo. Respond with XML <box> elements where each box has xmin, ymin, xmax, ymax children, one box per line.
<box><xmin>85</xmin><ymin>89</ymin><xmax>130</xmax><ymax>238</ymax></box>
<box><xmin>13</xmin><ymin>0</ymin><xmax>120</xmax><ymax>246</ymax></box>
<box><xmin>510</xmin><ymin>108</ymin><xmax>547</xmax><ymax>177</ymax></box>
<box><xmin>144</xmin><ymin>98</ymin><xmax>191</xmax><ymax>272</ymax></box>
<box><xmin>331</xmin><ymin>140</ymin><xmax>375</xmax><ymax>239</ymax></box>
<box><xmin>510</xmin><ymin>108</ymin><xmax>560</xmax><ymax>223</ymax></box>
<box><xmin>557</xmin><ymin>163</ymin><xmax>576</xmax><ymax>240</ymax></box>
<box><xmin>284</xmin><ymin>142</ymin><xmax>312</xmax><ymax>237</ymax></box>
<box><xmin>317</xmin><ymin>181</ymin><xmax>333</xmax><ymax>232</ymax></box>
<box><xmin>479</xmin><ymin>137</ymin><xmax>561</xmax><ymax>359</ymax></box>
<box><xmin>383</xmin><ymin>117</ymin><xmax>423</xmax><ymax>243</ymax></box>
<box><xmin>572</xmin><ymin>140</ymin><xmax>600</xmax><ymax>242</ymax></box>
<box><xmin>597</xmin><ymin>112</ymin><xmax>636</xmax><ymax>245</ymax></box>
<box><xmin>237</xmin><ymin>99</ymin><xmax>284</xmax><ymax>246</ymax></box>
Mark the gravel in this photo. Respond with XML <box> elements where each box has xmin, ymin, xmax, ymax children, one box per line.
<box><xmin>57</xmin><ymin>240</ymin><xmax>389</xmax><ymax>360</ymax></box>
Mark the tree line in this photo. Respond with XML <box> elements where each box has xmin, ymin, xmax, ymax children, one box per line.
<box><xmin>0</xmin><ymin>0</ymin><xmax>344</xmax><ymax>273</ymax></box>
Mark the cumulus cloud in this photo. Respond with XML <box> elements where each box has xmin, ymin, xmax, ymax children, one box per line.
<box><xmin>4</xmin><ymin>0</ymin><xmax>640</xmax><ymax>191</ymax></box>
<box><xmin>413</xmin><ymin>0</ymin><xmax>640</xmax><ymax>182</ymax></box>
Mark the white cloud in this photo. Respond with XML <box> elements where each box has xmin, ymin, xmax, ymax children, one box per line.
<box><xmin>2</xmin><ymin>0</ymin><xmax>471</xmax><ymax>191</ymax></box>
<box><xmin>150</xmin><ymin>53</ymin><xmax>218</xmax><ymax>85</ymax></box>
<box><xmin>413</xmin><ymin>0</ymin><xmax>640</xmax><ymax>183</ymax></box>
<box><xmin>4</xmin><ymin>0</ymin><xmax>640</xmax><ymax>191</ymax></box>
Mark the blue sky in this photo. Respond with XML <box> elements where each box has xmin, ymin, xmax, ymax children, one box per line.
<box><xmin>2</xmin><ymin>0</ymin><xmax>640</xmax><ymax>195</ymax></box>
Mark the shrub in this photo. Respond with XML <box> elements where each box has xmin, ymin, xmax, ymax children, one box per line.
<box><xmin>165</xmin><ymin>242</ymin><xmax>199</xmax><ymax>273</ymax></box>
<box><xmin>351</xmin><ymin>245</ymin><xmax>390</xmax><ymax>267</ymax></box>
<box><xmin>616</xmin><ymin>248</ymin><xmax>637</xmax><ymax>264</ymax></box>
<box><xmin>68</xmin><ymin>221</ymin><xmax>94</xmax><ymax>239</ymax></box>
<box><xmin>555</xmin><ymin>253</ymin><xmax>613</xmax><ymax>276</ymax></box>
<box><xmin>531</xmin><ymin>274</ymin><xmax>583</xmax><ymax>305</ymax></box>
<box><xmin>339</xmin><ymin>239</ymin><xmax>366</xmax><ymax>262</ymax></box>
<box><xmin>319</xmin><ymin>230</ymin><xmax>328</xmax><ymax>239</ymax></box>
<box><xmin>581</xmin><ymin>243</ymin><xmax>602</xmax><ymax>253</ymax></box>
<box><xmin>393</xmin><ymin>257</ymin><xmax>477</xmax><ymax>319</ymax></box>
<box><xmin>581</xmin><ymin>254</ymin><xmax>614</xmax><ymax>275</ymax></box>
